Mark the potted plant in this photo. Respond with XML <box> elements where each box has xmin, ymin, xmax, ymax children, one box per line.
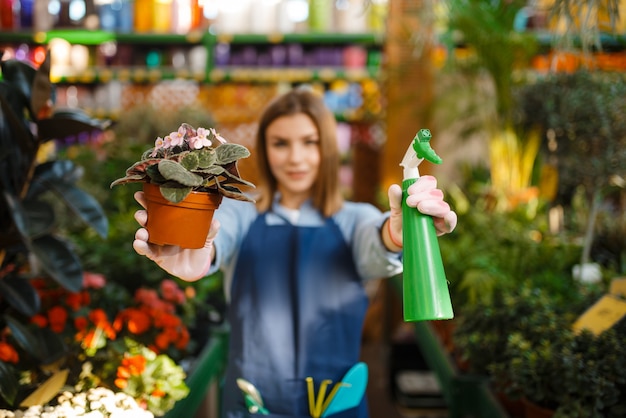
<box><xmin>110</xmin><ymin>123</ymin><xmax>255</xmax><ymax>249</ymax></box>
<box><xmin>502</xmin><ymin>328</ymin><xmax>626</xmax><ymax>418</ymax></box>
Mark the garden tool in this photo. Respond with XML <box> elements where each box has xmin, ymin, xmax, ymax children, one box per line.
<box><xmin>236</xmin><ymin>378</ymin><xmax>269</xmax><ymax>415</ymax></box>
<box><xmin>320</xmin><ymin>362</ymin><xmax>368</xmax><ymax>417</ymax></box>
<box><xmin>400</xmin><ymin>129</ymin><xmax>454</xmax><ymax>321</ymax></box>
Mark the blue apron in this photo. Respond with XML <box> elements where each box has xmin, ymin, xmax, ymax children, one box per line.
<box><xmin>222</xmin><ymin>211</ymin><xmax>369</xmax><ymax>418</ymax></box>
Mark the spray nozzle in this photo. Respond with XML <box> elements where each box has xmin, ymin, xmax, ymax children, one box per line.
<box><xmin>400</xmin><ymin>129</ymin><xmax>442</xmax><ymax>180</ymax></box>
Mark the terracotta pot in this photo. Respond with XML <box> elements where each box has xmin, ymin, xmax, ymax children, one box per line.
<box><xmin>522</xmin><ymin>398</ymin><xmax>555</xmax><ymax>418</ymax></box>
<box><xmin>143</xmin><ymin>183</ymin><xmax>223</xmax><ymax>249</ymax></box>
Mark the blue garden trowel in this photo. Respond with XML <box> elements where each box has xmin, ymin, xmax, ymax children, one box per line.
<box><xmin>321</xmin><ymin>362</ymin><xmax>368</xmax><ymax>417</ymax></box>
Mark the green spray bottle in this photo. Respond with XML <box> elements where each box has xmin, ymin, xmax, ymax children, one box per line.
<box><xmin>400</xmin><ymin>129</ymin><xmax>454</xmax><ymax>321</ymax></box>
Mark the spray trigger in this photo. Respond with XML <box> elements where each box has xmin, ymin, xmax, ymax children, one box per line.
<box><xmin>400</xmin><ymin>129</ymin><xmax>442</xmax><ymax>180</ymax></box>
<box><xmin>413</xmin><ymin>129</ymin><xmax>442</xmax><ymax>165</ymax></box>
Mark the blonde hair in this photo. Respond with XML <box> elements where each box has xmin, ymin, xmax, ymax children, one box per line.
<box><xmin>255</xmin><ymin>88</ymin><xmax>344</xmax><ymax>217</ymax></box>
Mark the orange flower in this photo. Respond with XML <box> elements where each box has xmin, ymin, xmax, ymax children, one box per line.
<box><xmin>0</xmin><ymin>341</ymin><xmax>19</xmax><ymax>363</ymax></box>
<box><xmin>31</xmin><ymin>314</ymin><xmax>48</xmax><ymax>328</ymax></box>
<box><xmin>155</xmin><ymin>331</ymin><xmax>171</xmax><ymax>351</ymax></box>
<box><xmin>66</xmin><ymin>291</ymin><xmax>89</xmax><ymax>311</ymax></box>
<box><xmin>151</xmin><ymin>388</ymin><xmax>166</xmax><ymax>398</ymax></box>
<box><xmin>74</xmin><ymin>316</ymin><xmax>88</xmax><ymax>331</ymax></box>
<box><xmin>47</xmin><ymin>306</ymin><xmax>68</xmax><ymax>333</ymax></box>
<box><xmin>175</xmin><ymin>327</ymin><xmax>190</xmax><ymax>350</ymax></box>
<box><xmin>121</xmin><ymin>354</ymin><xmax>147</xmax><ymax>375</ymax></box>
<box><xmin>114</xmin><ymin>377</ymin><xmax>128</xmax><ymax>389</ymax></box>
<box><xmin>154</xmin><ymin>311</ymin><xmax>181</xmax><ymax>329</ymax></box>
<box><xmin>88</xmin><ymin>309</ymin><xmax>116</xmax><ymax>339</ymax></box>
<box><xmin>115</xmin><ymin>308</ymin><xmax>151</xmax><ymax>335</ymax></box>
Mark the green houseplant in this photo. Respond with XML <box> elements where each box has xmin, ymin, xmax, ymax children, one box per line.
<box><xmin>110</xmin><ymin>123</ymin><xmax>254</xmax><ymax>248</ymax></box>
<box><xmin>502</xmin><ymin>328</ymin><xmax>626</xmax><ymax>418</ymax></box>
<box><xmin>0</xmin><ymin>52</ymin><xmax>110</xmax><ymax>406</ymax></box>
<box><xmin>110</xmin><ymin>123</ymin><xmax>254</xmax><ymax>204</ymax></box>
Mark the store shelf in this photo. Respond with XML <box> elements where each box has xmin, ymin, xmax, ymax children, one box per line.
<box><xmin>212</xmin><ymin>32</ymin><xmax>384</xmax><ymax>45</ymax></box>
<box><xmin>208</xmin><ymin>66</ymin><xmax>379</xmax><ymax>83</ymax></box>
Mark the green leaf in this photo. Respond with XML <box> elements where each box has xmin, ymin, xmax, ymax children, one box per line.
<box><xmin>4</xmin><ymin>315</ymin><xmax>46</xmax><ymax>361</ymax></box>
<box><xmin>48</xmin><ymin>182</ymin><xmax>108</xmax><ymax>239</ymax></box>
<box><xmin>28</xmin><ymin>160</ymin><xmax>82</xmax><ymax>197</ymax></box>
<box><xmin>2</xmin><ymin>190</ymin><xmax>30</xmax><ymax>240</ymax></box>
<box><xmin>20</xmin><ymin>369</ymin><xmax>69</xmax><ymax>407</ymax></box>
<box><xmin>30</xmin><ymin>52</ymin><xmax>52</xmax><ymax>118</ymax></box>
<box><xmin>37</xmin><ymin>109</ymin><xmax>110</xmax><ymax>143</ymax></box>
<box><xmin>180</xmin><ymin>152</ymin><xmax>200</xmax><ymax>171</ymax></box>
<box><xmin>215</xmin><ymin>143</ymin><xmax>250</xmax><ymax>165</ymax></box>
<box><xmin>33</xmin><ymin>327</ymin><xmax>68</xmax><ymax>364</ymax></box>
<box><xmin>31</xmin><ymin>235</ymin><xmax>83</xmax><ymax>292</ymax></box>
<box><xmin>196</xmin><ymin>166</ymin><xmax>224</xmax><ymax>176</ymax></box>
<box><xmin>0</xmin><ymin>361</ymin><xmax>19</xmax><ymax>406</ymax></box>
<box><xmin>0</xmin><ymin>276</ymin><xmax>40</xmax><ymax>317</ymax></box>
<box><xmin>158</xmin><ymin>160</ymin><xmax>204</xmax><ymax>187</ymax></box>
<box><xmin>23</xmin><ymin>200</ymin><xmax>56</xmax><ymax>238</ymax></box>
<box><xmin>160</xmin><ymin>185</ymin><xmax>193</xmax><ymax>203</ymax></box>
<box><xmin>196</xmin><ymin>148</ymin><xmax>217</xmax><ymax>168</ymax></box>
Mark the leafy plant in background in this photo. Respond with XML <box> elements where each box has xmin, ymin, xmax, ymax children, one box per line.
<box><xmin>502</xmin><ymin>328</ymin><xmax>626</xmax><ymax>418</ymax></box>
<box><xmin>515</xmin><ymin>70</ymin><xmax>626</xmax><ymax>270</ymax></box>
<box><xmin>438</xmin><ymin>0</ymin><xmax>541</xmax><ymax>205</ymax></box>
<box><xmin>440</xmin><ymin>172</ymin><xmax>589</xmax><ymax>308</ymax></box>
<box><xmin>0</xmin><ymin>53</ymin><xmax>110</xmax><ymax>405</ymax></box>
<box><xmin>0</xmin><ymin>272</ymin><xmax>194</xmax><ymax>416</ymax></box>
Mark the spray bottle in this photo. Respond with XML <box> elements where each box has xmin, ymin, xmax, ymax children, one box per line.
<box><xmin>400</xmin><ymin>129</ymin><xmax>454</xmax><ymax>322</ymax></box>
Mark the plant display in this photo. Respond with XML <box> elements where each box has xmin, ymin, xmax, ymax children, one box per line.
<box><xmin>515</xmin><ymin>70</ymin><xmax>626</xmax><ymax>268</ymax></box>
<box><xmin>110</xmin><ymin>123</ymin><xmax>254</xmax><ymax>204</ymax></box>
<box><xmin>0</xmin><ymin>272</ymin><xmax>193</xmax><ymax>416</ymax></box>
<box><xmin>503</xmin><ymin>328</ymin><xmax>626</xmax><ymax>418</ymax></box>
<box><xmin>0</xmin><ymin>52</ymin><xmax>113</xmax><ymax>408</ymax></box>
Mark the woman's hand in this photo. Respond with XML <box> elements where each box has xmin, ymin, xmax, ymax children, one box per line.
<box><xmin>132</xmin><ymin>191</ymin><xmax>220</xmax><ymax>281</ymax></box>
<box><xmin>386</xmin><ymin>175</ymin><xmax>457</xmax><ymax>249</ymax></box>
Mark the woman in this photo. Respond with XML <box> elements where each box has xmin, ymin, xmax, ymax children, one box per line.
<box><xmin>132</xmin><ymin>88</ymin><xmax>457</xmax><ymax>417</ymax></box>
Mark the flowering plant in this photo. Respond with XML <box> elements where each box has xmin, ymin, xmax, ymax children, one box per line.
<box><xmin>110</xmin><ymin>123</ymin><xmax>255</xmax><ymax>204</ymax></box>
<box><xmin>0</xmin><ymin>273</ymin><xmax>198</xmax><ymax>417</ymax></box>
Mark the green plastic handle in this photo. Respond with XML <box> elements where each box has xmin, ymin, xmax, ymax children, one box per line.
<box><xmin>401</xmin><ymin>138</ymin><xmax>453</xmax><ymax>322</ymax></box>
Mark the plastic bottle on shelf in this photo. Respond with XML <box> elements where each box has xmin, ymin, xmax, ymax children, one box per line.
<box><xmin>308</xmin><ymin>0</ymin><xmax>331</xmax><ymax>32</ymax></box>
<box><xmin>0</xmin><ymin>0</ymin><xmax>15</xmax><ymax>30</ymax></box>
<box><xmin>19</xmin><ymin>0</ymin><xmax>35</xmax><ymax>28</ymax></box>
<box><xmin>334</xmin><ymin>0</ymin><xmax>367</xmax><ymax>33</ymax></box>
<box><xmin>96</xmin><ymin>0</ymin><xmax>134</xmax><ymax>32</ymax></box>
<box><xmin>133</xmin><ymin>0</ymin><xmax>153</xmax><ymax>32</ymax></box>
<box><xmin>153</xmin><ymin>0</ymin><xmax>172</xmax><ymax>32</ymax></box>
<box><xmin>33</xmin><ymin>0</ymin><xmax>56</xmax><ymax>31</ymax></box>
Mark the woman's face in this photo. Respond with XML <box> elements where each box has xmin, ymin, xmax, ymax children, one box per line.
<box><xmin>265</xmin><ymin>112</ymin><xmax>321</xmax><ymax>208</ymax></box>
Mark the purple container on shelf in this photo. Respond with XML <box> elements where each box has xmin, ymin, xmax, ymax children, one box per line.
<box><xmin>270</xmin><ymin>45</ymin><xmax>287</xmax><ymax>67</ymax></box>
<box><xmin>287</xmin><ymin>43</ymin><xmax>305</xmax><ymax>67</ymax></box>
<box><xmin>241</xmin><ymin>46</ymin><xmax>258</xmax><ymax>66</ymax></box>
<box><xmin>214</xmin><ymin>43</ymin><xmax>230</xmax><ymax>67</ymax></box>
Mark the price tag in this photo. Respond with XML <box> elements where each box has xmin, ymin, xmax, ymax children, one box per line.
<box><xmin>609</xmin><ymin>277</ymin><xmax>626</xmax><ymax>298</ymax></box>
<box><xmin>573</xmin><ymin>294</ymin><xmax>626</xmax><ymax>335</ymax></box>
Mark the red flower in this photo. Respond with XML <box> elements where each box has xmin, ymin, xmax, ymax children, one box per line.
<box><xmin>0</xmin><ymin>341</ymin><xmax>19</xmax><ymax>363</ymax></box>
<box><xmin>47</xmin><ymin>306</ymin><xmax>68</xmax><ymax>333</ymax></box>
<box><xmin>114</xmin><ymin>308</ymin><xmax>151</xmax><ymax>335</ymax></box>
<box><xmin>31</xmin><ymin>314</ymin><xmax>48</xmax><ymax>328</ymax></box>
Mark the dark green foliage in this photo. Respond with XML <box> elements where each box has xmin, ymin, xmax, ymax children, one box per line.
<box><xmin>0</xmin><ymin>52</ymin><xmax>109</xmax><ymax>405</ymax></box>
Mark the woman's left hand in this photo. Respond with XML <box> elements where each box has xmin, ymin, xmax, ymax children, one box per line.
<box><xmin>387</xmin><ymin>175</ymin><xmax>457</xmax><ymax>247</ymax></box>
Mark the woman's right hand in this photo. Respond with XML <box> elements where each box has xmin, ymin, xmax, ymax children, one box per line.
<box><xmin>132</xmin><ymin>191</ymin><xmax>220</xmax><ymax>282</ymax></box>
